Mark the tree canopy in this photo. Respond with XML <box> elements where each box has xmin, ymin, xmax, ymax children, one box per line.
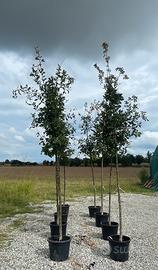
<box><xmin>13</xmin><ymin>47</ymin><xmax>74</xmax><ymax>159</ymax></box>
<box><xmin>94</xmin><ymin>42</ymin><xmax>148</xmax><ymax>157</ymax></box>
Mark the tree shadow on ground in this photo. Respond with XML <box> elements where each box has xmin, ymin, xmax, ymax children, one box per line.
<box><xmin>91</xmin><ymin>245</ymin><xmax>110</xmax><ymax>259</ymax></box>
<box><xmin>40</xmin><ymin>232</ymin><xmax>50</xmax><ymax>238</ymax></box>
<box><xmin>80</xmin><ymin>213</ymin><xmax>90</xmax><ymax>218</ymax></box>
<box><xmin>90</xmin><ymin>232</ymin><xmax>102</xmax><ymax>239</ymax></box>
<box><xmin>84</xmin><ymin>221</ymin><xmax>95</xmax><ymax>227</ymax></box>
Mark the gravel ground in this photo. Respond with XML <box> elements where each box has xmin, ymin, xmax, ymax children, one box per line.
<box><xmin>0</xmin><ymin>193</ymin><xmax>158</xmax><ymax>270</ymax></box>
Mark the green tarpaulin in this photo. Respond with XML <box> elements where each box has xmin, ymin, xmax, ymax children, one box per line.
<box><xmin>150</xmin><ymin>146</ymin><xmax>158</xmax><ymax>191</ymax></box>
<box><xmin>150</xmin><ymin>146</ymin><xmax>158</xmax><ymax>178</ymax></box>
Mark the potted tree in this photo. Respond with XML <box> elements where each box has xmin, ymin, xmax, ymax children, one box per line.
<box><xmin>94</xmin><ymin>42</ymin><xmax>148</xmax><ymax>261</ymax></box>
<box><xmin>94</xmin><ymin>153</ymin><xmax>109</xmax><ymax>227</ymax></box>
<box><xmin>81</xmin><ymin>101</ymin><xmax>109</xmax><ymax>227</ymax></box>
<box><xmin>13</xmin><ymin>47</ymin><xmax>74</xmax><ymax>261</ymax></box>
<box><xmin>94</xmin><ymin>42</ymin><xmax>121</xmax><ymax>237</ymax></box>
<box><xmin>79</xmin><ymin>102</ymin><xmax>101</xmax><ymax>217</ymax></box>
<box><xmin>54</xmin><ymin>149</ymin><xmax>72</xmax><ymax>219</ymax></box>
<box><xmin>61</xmin><ymin>150</ymin><xmax>72</xmax><ymax>215</ymax></box>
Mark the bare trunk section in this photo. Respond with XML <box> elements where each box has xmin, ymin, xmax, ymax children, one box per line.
<box><xmin>100</xmin><ymin>156</ymin><xmax>104</xmax><ymax>214</ymax></box>
<box><xmin>108</xmin><ymin>159</ymin><xmax>113</xmax><ymax>225</ymax></box>
<box><xmin>55</xmin><ymin>157</ymin><xmax>59</xmax><ymax>226</ymax></box>
<box><xmin>63</xmin><ymin>165</ymin><xmax>66</xmax><ymax>205</ymax></box>
<box><xmin>116</xmin><ymin>152</ymin><xmax>122</xmax><ymax>242</ymax></box>
<box><xmin>90</xmin><ymin>158</ymin><xmax>96</xmax><ymax>207</ymax></box>
<box><xmin>55</xmin><ymin>160</ymin><xmax>59</xmax><ymax>210</ymax></box>
<box><xmin>56</xmin><ymin>155</ymin><xmax>62</xmax><ymax>241</ymax></box>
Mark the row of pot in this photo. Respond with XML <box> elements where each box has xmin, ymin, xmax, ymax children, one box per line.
<box><xmin>47</xmin><ymin>203</ymin><xmax>130</xmax><ymax>262</ymax></box>
<box><xmin>48</xmin><ymin>204</ymin><xmax>71</xmax><ymax>261</ymax></box>
<box><xmin>88</xmin><ymin>205</ymin><xmax>130</xmax><ymax>262</ymax></box>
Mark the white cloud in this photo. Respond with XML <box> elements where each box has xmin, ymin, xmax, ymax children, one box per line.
<box><xmin>24</xmin><ymin>128</ymin><xmax>36</xmax><ymax>137</ymax></box>
<box><xmin>128</xmin><ymin>131</ymin><xmax>158</xmax><ymax>155</ymax></box>
<box><xmin>0</xmin><ymin>51</ymin><xmax>30</xmax><ymax>79</ymax></box>
<box><xmin>9</xmin><ymin>127</ymin><xmax>17</xmax><ymax>133</ymax></box>
<box><xmin>0</xmin><ymin>133</ymin><xmax>6</xmax><ymax>139</ymax></box>
<box><xmin>14</xmin><ymin>135</ymin><xmax>25</xmax><ymax>142</ymax></box>
<box><xmin>143</xmin><ymin>131</ymin><xmax>158</xmax><ymax>145</ymax></box>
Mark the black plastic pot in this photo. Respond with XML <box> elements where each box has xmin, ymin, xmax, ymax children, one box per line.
<box><xmin>95</xmin><ymin>212</ymin><xmax>109</xmax><ymax>227</ymax></box>
<box><xmin>102</xmin><ymin>222</ymin><xmax>118</xmax><ymax>240</ymax></box>
<box><xmin>54</xmin><ymin>212</ymin><xmax>68</xmax><ymax>224</ymax></box>
<box><xmin>88</xmin><ymin>206</ymin><xmax>101</xmax><ymax>218</ymax></box>
<box><xmin>50</xmin><ymin>222</ymin><xmax>67</xmax><ymax>239</ymax></box>
<box><xmin>108</xmin><ymin>235</ymin><xmax>131</xmax><ymax>262</ymax></box>
<box><xmin>57</xmin><ymin>204</ymin><xmax>70</xmax><ymax>215</ymax></box>
<box><xmin>62</xmin><ymin>204</ymin><xmax>70</xmax><ymax>215</ymax></box>
<box><xmin>48</xmin><ymin>236</ymin><xmax>71</xmax><ymax>261</ymax></box>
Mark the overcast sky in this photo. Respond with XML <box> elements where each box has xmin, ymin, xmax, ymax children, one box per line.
<box><xmin>0</xmin><ymin>0</ymin><xmax>158</xmax><ymax>162</ymax></box>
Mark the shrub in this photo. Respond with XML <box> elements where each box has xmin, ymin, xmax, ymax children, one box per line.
<box><xmin>138</xmin><ymin>169</ymin><xmax>149</xmax><ymax>185</ymax></box>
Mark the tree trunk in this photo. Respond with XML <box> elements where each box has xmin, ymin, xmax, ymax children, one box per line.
<box><xmin>56</xmin><ymin>155</ymin><xmax>62</xmax><ymax>241</ymax></box>
<box><xmin>116</xmin><ymin>152</ymin><xmax>122</xmax><ymax>242</ymax></box>
<box><xmin>100</xmin><ymin>156</ymin><xmax>104</xmax><ymax>214</ymax></box>
<box><xmin>55</xmin><ymin>158</ymin><xmax>59</xmax><ymax>209</ymax></box>
<box><xmin>90</xmin><ymin>158</ymin><xmax>96</xmax><ymax>207</ymax></box>
<box><xmin>63</xmin><ymin>165</ymin><xmax>66</xmax><ymax>205</ymax></box>
<box><xmin>108</xmin><ymin>159</ymin><xmax>113</xmax><ymax>225</ymax></box>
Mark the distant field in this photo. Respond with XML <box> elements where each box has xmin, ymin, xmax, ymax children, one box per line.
<box><xmin>0</xmin><ymin>165</ymin><xmax>149</xmax><ymax>180</ymax></box>
<box><xmin>0</xmin><ymin>165</ymin><xmax>153</xmax><ymax>218</ymax></box>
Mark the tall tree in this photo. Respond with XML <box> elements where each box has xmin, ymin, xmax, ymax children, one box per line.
<box><xmin>79</xmin><ymin>102</ymin><xmax>98</xmax><ymax>207</ymax></box>
<box><xmin>13</xmin><ymin>47</ymin><xmax>74</xmax><ymax>240</ymax></box>
<box><xmin>94</xmin><ymin>42</ymin><xmax>148</xmax><ymax>240</ymax></box>
<box><xmin>135</xmin><ymin>154</ymin><xmax>144</xmax><ymax>165</ymax></box>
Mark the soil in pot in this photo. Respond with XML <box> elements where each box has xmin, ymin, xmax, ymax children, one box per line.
<box><xmin>48</xmin><ymin>236</ymin><xmax>71</xmax><ymax>261</ymax></box>
<box><xmin>102</xmin><ymin>222</ymin><xmax>118</xmax><ymax>240</ymax></box>
<box><xmin>108</xmin><ymin>234</ymin><xmax>131</xmax><ymax>262</ymax></box>
<box><xmin>88</xmin><ymin>206</ymin><xmax>101</xmax><ymax>218</ymax></box>
<box><xmin>50</xmin><ymin>221</ymin><xmax>67</xmax><ymax>239</ymax></box>
<box><xmin>95</xmin><ymin>212</ymin><xmax>109</xmax><ymax>227</ymax></box>
<box><xmin>54</xmin><ymin>212</ymin><xmax>68</xmax><ymax>224</ymax></box>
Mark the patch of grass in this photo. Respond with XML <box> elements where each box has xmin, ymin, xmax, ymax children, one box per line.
<box><xmin>0</xmin><ymin>179</ymin><xmax>47</xmax><ymax>218</ymax></box>
<box><xmin>0</xmin><ymin>231</ymin><xmax>12</xmax><ymax>249</ymax></box>
<box><xmin>0</xmin><ymin>232</ymin><xmax>8</xmax><ymax>243</ymax></box>
<box><xmin>0</xmin><ymin>174</ymin><xmax>155</xmax><ymax>218</ymax></box>
<box><xmin>116</xmin><ymin>177</ymin><xmax>155</xmax><ymax>195</ymax></box>
<box><xmin>65</xmin><ymin>176</ymin><xmax>154</xmax><ymax>197</ymax></box>
<box><xmin>0</xmin><ymin>218</ymin><xmax>26</xmax><ymax>248</ymax></box>
<box><xmin>9</xmin><ymin>218</ymin><xmax>25</xmax><ymax>230</ymax></box>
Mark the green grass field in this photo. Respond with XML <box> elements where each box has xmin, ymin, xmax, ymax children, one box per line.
<box><xmin>0</xmin><ymin>171</ymin><xmax>155</xmax><ymax>218</ymax></box>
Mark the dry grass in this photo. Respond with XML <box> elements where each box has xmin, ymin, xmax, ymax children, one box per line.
<box><xmin>0</xmin><ymin>165</ymin><xmax>153</xmax><ymax>218</ymax></box>
<box><xmin>0</xmin><ymin>165</ymin><xmax>149</xmax><ymax>179</ymax></box>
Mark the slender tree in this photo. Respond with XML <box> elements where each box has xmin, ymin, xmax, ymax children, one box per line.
<box><xmin>13</xmin><ymin>47</ymin><xmax>74</xmax><ymax>240</ymax></box>
<box><xmin>94</xmin><ymin>42</ymin><xmax>148</xmax><ymax>241</ymax></box>
<box><xmin>79</xmin><ymin>102</ymin><xmax>98</xmax><ymax>207</ymax></box>
<box><xmin>108</xmin><ymin>158</ymin><xmax>113</xmax><ymax>225</ymax></box>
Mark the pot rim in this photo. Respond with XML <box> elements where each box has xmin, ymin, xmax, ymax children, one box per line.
<box><xmin>88</xmin><ymin>205</ymin><xmax>101</xmax><ymax>208</ymax></box>
<box><xmin>107</xmin><ymin>234</ymin><xmax>131</xmax><ymax>243</ymax></box>
<box><xmin>57</xmin><ymin>204</ymin><xmax>69</xmax><ymax>207</ymax></box>
<box><xmin>102</xmin><ymin>221</ymin><xmax>118</xmax><ymax>227</ymax></box>
<box><xmin>54</xmin><ymin>212</ymin><xmax>68</xmax><ymax>216</ymax></box>
<box><xmin>95</xmin><ymin>212</ymin><xmax>109</xmax><ymax>216</ymax></box>
<box><xmin>62</xmin><ymin>204</ymin><xmax>69</xmax><ymax>207</ymax></box>
<box><xmin>50</xmin><ymin>221</ymin><xmax>67</xmax><ymax>226</ymax></box>
<box><xmin>48</xmin><ymin>235</ymin><xmax>71</xmax><ymax>244</ymax></box>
